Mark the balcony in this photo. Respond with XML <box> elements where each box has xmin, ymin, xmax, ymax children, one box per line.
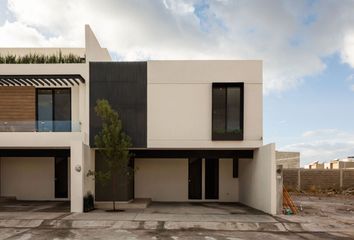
<box><xmin>0</xmin><ymin>121</ymin><xmax>81</xmax><ymax>132</ymax></box>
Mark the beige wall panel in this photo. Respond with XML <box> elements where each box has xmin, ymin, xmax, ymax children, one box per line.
<box><xmin>0</xmin><ymin>157</ymin><xmax>54</xmax><ymax>200</ymax></box>
<box><xmin>135</xmin><ymin>158</ymin><xmax>188</xmax><ymax>201</ymax></box>
<box><xmin>219</xmin><ymin>159</ymin><xmax>239</xmax><ymax>202</ymax></box>
<box><xmin>148</xmin><ymin>84</ymin><xmax>210</xmax><ymax>141</ymax></box>
<box><xmin>148</xmin><ymin>60</ymin><xmax>262</xmax><ymax>84</ymax></box>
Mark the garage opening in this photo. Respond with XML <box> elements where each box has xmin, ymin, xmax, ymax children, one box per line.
<box><xmin>0</xmin><ymin>149</ymin><xmax>70</xmax><ymax>212</ymax></box>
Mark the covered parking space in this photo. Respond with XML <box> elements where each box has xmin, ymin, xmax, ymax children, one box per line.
<box><xmin>0</xmin><ymin>149</ymin><xmax>71</xmax><ymax>212</ymax></box>
<box><xmin>0</xmin><ymin>138</ymin><xmax>95</xmax><ymax>213</ymax></box>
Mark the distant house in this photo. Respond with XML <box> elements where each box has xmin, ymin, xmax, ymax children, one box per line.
<box><xmin>304</xmin><ymin>161</ymin><xmax>324</xmax><ymax>169</ymax></box>
<box><xmin>324</xmin><ymin>157</ymin><xmax>354</xmax><ymax>169</ymax></box>
<box><xmin>276</xmin><ymin>151</ymin><xmax>300</xmax><ymax>168</ymax></box>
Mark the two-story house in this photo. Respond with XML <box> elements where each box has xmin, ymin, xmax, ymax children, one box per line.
<box><xmin>0</xmin><ymin>25</ymin><xmax>277</xmax><ymax>215</ymax></box>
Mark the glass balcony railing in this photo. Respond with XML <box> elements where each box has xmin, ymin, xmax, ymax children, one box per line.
<box><xmin>0</xmin><ymin>121</ymin><xmax>81</xmax><ymax>132</ymax></box>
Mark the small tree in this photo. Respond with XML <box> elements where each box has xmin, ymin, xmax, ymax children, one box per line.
<box><xmin>88</xmin><ymin>99</ymin><xmax>133</xmax><ymax>211</ymax></box>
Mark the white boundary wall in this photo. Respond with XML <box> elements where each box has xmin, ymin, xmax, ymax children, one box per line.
<box><xmin>239</xmin><ymin>143</ymin><xmax>276</xmax><ymax>215</ymax></box>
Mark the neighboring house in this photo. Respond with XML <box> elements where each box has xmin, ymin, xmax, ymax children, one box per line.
<box><xmin>304</xmin><ymin>161</ymin><xmax>324</xmax><ymax>169</ymax></box>
<box><xmin>276</xmin><ymin>151</ymin><xmax>300</xmax><ymax>168</ymax></box>
<box><xmin>324</xmin><ymin>157</ymin><xmax>354</xmax><ymax>169</ymax></box>
<box><xmin>0</xmin><ymin>25</ymin><xmax>277</xmax><ymax>214</ymax></box>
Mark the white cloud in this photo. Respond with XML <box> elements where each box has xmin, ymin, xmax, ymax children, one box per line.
<box><xmin>162</xmin><ymin>0</ymin><xmax>195</xmax><ymax>14</ymax></box>
<box><xmin>0</xmin><ymin>21</ymin><xmax>47</xmax><ymax>47</ymax></box>
<box><xmin>1</xmin><ymin>0</ymin><xmax>354</xmax><ymax>93</ymax></box>
<box><xmin>342</xmin><ymin>32</ymin><xmax>354</xmax><ymax>68</ymax></box>
<box><xmin>347</xmin><ymin>74</ymin><xmax>354</xmax><ymax>81</ymax></box>
<box><xmin>302</xmin><ymin>129</ymin><xmax>339</xmax><ymax>138</ymax></box>
<box><xmin>347</xmin><ymin>74</ymin><xmax>354</xmax><ymax>92</ymax></box>
<box><xmin>282</xmin><ymin>129</ymin><xmax>354</xmax><ymax>165</ymax></box>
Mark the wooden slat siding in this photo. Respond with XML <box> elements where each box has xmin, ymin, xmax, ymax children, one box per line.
<box><xmin>0</xmin><ymin>87</ymin><xmax>36</xmax><ymax>131</ymax></box>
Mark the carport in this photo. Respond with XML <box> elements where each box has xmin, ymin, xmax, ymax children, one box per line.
<box><xmin>0</xmin><ymin>149</ymin><xmax>70</xmax><ymax>210</ymax></box>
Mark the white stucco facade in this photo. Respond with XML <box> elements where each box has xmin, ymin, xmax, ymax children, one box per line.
<box><xmin>147</xmin><ymin>60</ymin><xmax>263</xmax><ymax>149</ymax></box>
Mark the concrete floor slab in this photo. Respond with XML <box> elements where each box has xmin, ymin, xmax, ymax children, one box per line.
<box><xmin>63</xmin><ymin>212</ymin><xmax>139</xmax><ymax>221</ymax></box>
<box><xmin>0</xmin><ymin>219</ymin><xmax>42</xmax><ymax>228</ymax></box>
<box><xmin>0</xmin><ymin>228</ymin><xmax>29</xmax><ymax>240</ymax></box>
<box><xmin>134</xmin><ymin>213</ymin><xmax>276</xmax><ymax>222</ymax></box>
<box><xmin>0</xmin><ymin>201</ymin><xmax>69</xmax><ymax>212</ymax></box>
<box><xmin>0</xmin><ymin>199</ymin><xmax>353</xmax><ymax>239</ymax></box>
<box><xmin>0</xmin><ymin>212</ymin><xmax>68</xmax><ymax>220</ymax></box>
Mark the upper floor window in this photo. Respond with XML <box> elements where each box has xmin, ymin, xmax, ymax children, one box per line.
<box><xmin>212</xmin><ymin>83</ymin><xmax>243</xmax><ymax>140</ymax></box>
<box><xmin>36</xmin><ymin>88</ymin><xmax>71</xmax><ymax>132</ymax></box>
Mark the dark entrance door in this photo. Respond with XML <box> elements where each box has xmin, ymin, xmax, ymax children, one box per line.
<box><xmin>188</xmin><ymin>158</ymin><xmax>202</xmax><ymax>199</ymax></box>
<box><xmin>205</xmin><ymin>158</ymin><xmax>219</xmax><ymax>199</ymax></box>
<box><xmin>55</xmin><ymin>157</ymin><xmax>68</xmax><ymax>198</ymax></box>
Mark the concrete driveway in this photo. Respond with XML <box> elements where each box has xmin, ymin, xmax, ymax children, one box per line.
<box><xmin>0</xmin><ymin>202</ymin><xmax>353</xmax><ymax>239</ymax></box>
<box><xmin>0</xmin><ymin>200</ymin><xmax>69</xmax><ymax>212</ymax></box>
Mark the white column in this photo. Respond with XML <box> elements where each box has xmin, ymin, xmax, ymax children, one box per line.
<box><xmin>70</xmin><ymin>140</ymin><xmax>84</xmax><ymax>213</ymax></box>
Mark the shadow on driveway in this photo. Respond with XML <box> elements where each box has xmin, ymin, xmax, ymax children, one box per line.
<box><xmin>0</xmin><ymin>200</ymin><xmax>69</xmax><ymax>212</ymax></box>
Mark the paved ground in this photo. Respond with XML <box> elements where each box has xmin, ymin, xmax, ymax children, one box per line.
<box><xmin>0</xmin><ymin>200</ymin><xmax>69</xmax><ymax>212</ymax></box>
<box><xmin>0</xmin><ymin>200</ymin><xmax>353</xmax><ymax>239</ymax></box>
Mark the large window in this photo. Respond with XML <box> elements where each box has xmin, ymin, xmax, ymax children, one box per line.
<box><xmin>36</xmin><ymin>88</ymin><xmax>71</xmax><ymax>132</ymax></box>
<box><xmin>212</xmin><ymin>83</ymin><xmax>243</xmax><ymax>140</ymax></box>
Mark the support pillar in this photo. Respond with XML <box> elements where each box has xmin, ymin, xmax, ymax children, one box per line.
<box><xmin>70</xmin><ymin>141</ymin><xmax>84</xmax><ymax>212</ymax></box>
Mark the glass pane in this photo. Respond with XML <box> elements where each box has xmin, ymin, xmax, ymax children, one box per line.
<box><xmin>226</xmin><ymin>87</ymin><xmax>241</xmax><ymax>133</ymax></box>
<box><xmin>54</xmin><ymin>89</ymin><xmax>71</xmax><ymax>132</ymax></box>
<box><xmin>37</xmin><ymin>89</ymin><xmax>53</xmax><ymax>131</ymax></box>
<box><xmin>212</xmin><ymin>87</ymin><xmax>226</xmax><ymax>134</ymax></box>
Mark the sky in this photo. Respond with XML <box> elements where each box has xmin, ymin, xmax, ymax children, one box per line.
<box><xmin>0</xmin><ymin>0</ymin><xmax>353</xmax><ymax>166</ymax></box>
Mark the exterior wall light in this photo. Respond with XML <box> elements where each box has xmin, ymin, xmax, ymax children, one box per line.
<box><xmin>75</xmin><ymin>165</ymin><xmax>82</xmax><ymax>172</ymax></box>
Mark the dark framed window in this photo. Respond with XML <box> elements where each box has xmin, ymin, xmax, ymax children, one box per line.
<box><xmin>36</xmin><ymin>88</ymin><xmax>71</xmax><ymax>132</ymax></box>
<box><xmin>212</xmin><ymin>83</ymin><xmax>244</xmax><ymax>140</ymax></box>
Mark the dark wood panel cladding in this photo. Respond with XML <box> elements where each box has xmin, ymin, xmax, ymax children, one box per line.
<box><xmin>94</xmin><ymin>151</ymin><xmax>134</xmax><ymax>201</ymax></box>
<box><xmin>89</xmin><ymin>62</ymin><xmax>147</xmax><ymax>148</ymax></box>
<box><xmin>0</xmin><ymin>86</ymin><xmax>36</xmax><ymax>121</ymax></box>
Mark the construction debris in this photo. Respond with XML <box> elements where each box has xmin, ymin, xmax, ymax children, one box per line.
<box><xmin>283</xmin><ymin>186</ymin><xmax>299</xmax><ymax>215</ymax></box>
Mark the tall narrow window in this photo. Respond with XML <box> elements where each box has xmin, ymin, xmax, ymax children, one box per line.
<box><xmin>37</xmin><ymin>89</ymin><xmax>53</xmax><ymax>131</ymax></box>
<box><xmin>54</xmin><ymin>89</ymin><xmax>71</xmax><ymax>132</ymax></box>
<box><xmin>36</xmin><ymin>89</ymin><xmax>71</xmax><ymax>132</ymax></box>
<box><xmin>212</xmin><ymin>83</ymin><xmax>243</xmax><ymax>140</ymax></box>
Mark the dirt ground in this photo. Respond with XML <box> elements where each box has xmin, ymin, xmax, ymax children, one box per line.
<box><xmin>290</xmin><ymin>192</ymin><xmax>354</xmax><ymax>216</ymax></box>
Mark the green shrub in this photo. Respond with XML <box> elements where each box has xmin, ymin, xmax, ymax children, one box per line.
<box><xmin>0</xmin><ymin>50</ymin><xmax>85</xmax><ymax>64</ymax></box>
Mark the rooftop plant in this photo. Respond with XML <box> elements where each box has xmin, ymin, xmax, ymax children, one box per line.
<box><xmin>0</xmin><ymin>51</ymin><xmax>85</xmax><ymax>64</ymax></box>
